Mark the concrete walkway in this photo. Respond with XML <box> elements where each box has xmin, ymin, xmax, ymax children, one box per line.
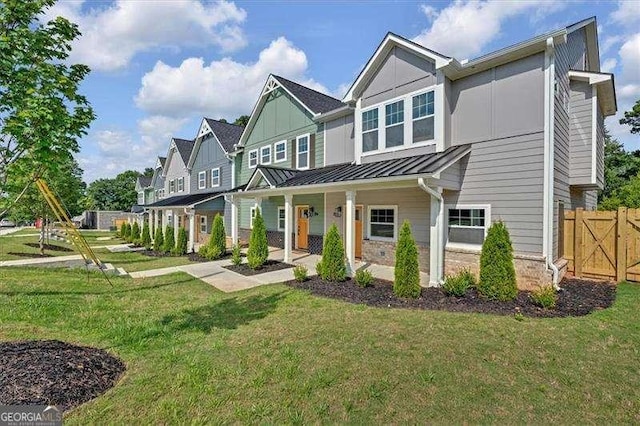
<box><xmin>0</xmin><ymin>227</ymin><xmax>28</xmax><ymax>237</ymax></box>
<box><xmin>0</xmin><ymin>254</ymin><xmax>84</xmax><ymax>267</ymax></box>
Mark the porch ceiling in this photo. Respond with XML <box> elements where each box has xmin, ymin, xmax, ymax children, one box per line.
<box><xmin>144</xmin><ymin>190</ymin><xmax>226</xmax><ymax>209</ymax></box>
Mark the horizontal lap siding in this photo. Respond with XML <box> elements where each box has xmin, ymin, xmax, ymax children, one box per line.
<box><xmin>445</xmin><ymin>132</ymin><xmax>545</xmax><ymax>255</ymax></box>
<box><xmin>596</xmin><ymin>107</ymin><xmax>605</xmax><ymax>188</ymax></box>
<box><xmin>569</xmin><ymin>80</ymin><xmax>593</xmax><ymax>182</ymax></box>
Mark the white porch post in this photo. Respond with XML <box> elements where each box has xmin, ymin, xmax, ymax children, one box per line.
<box><xmin>188</xmin><ymin>210</ymin><xmax>195</xmax><ymax>253</ymax></box>
<box><xmin>284</xmin><ymin>194</ymin><xmax>293</xmax><ymax>263</ymax></box>
<box><xmin>161</xmin><ymin>209</ymin><xmax>167</xmax><ymax>233</ymax></box>
<box><xmin>345</xmin><ymin>190</ymin><xmax>356</xmax><ymax>276</ymax></box>
<box><xmin>147</xmin><ymin>210</ymin><xmax>153</xmax><ymax>239</ymax></box>
<box><xmin>174</xmin><ymin>209</ymin><xmax>179</xmax><ymax>242</ymax></box>
<box><xmin>231</xmin><ymin>196</ymin><xmax>239</xmax><ymax>245</ymax></box>
<box><xmin>429</xmin><ymin>187</ymin><xmax>444</xmax><ymax>286</ymax></box>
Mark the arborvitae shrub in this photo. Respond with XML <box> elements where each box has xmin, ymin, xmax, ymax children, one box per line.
<box><xmin>131</xmin><ymin>222</ymin><xmax>141</xmax><ymax>243</ymax></box>
<box><xmin>478</xmin><ymin>221</ymin><xmax>517</xmax><ymax>301</ymax></box>
<box><xmin>141</xmin><ymin>223</ymin><xmax>151</xmax><ymax>249</ymax></box>
<box><xmin>394</xmin><ymin>221</ymin><xmax>421</xmax><ymax>298</ymax></box>
<box><xmin>123</xmin><ymin>223</ymin><xmax>132</xmax><ymax>242</ymax></box>
<box><xmin>207</xmin><ymin>214</ymin><xmax>226</xmax><ymax>259</ymax></box>
<box><xmin>163</xmin><ymin>226</ymin><xmax>175</xmax><ymax>254</ymax></box>
<box><xmin>153</xmin><ymin>227</ymin><xmax>164</xmax><ymax>252</ymax></box>
<box><xmin>231</xmin><ymin>244</ymin><xmax>242</xmax><ymax>266</ymax></box>
<box><xmin>319</xmin><ymin>224</ymin><xmax>346</xmax><ymax>282</ymax></box>
<box><xmin>173</xmin><ymin>227</ymin><xmax>188</xmax><ymax>256</ymax></box>
<box><xmin>247</xmin><ymin>208</ymin><xmax>268</xmax><ymax>269</ymax></box>
<box><xmin>119</xmin><ymin>222</ymin><xmax>126</xmax><ymax>238</ymax></box>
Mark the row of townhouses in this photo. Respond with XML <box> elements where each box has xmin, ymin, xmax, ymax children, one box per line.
<box><xmin>133</xmin><ymin>17</ymin><xmax>616</xmax><ymax>289</ymax></box>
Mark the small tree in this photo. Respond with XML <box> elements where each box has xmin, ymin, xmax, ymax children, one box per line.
<box><xmin>394</xmin><ymin>221</ymin><xmax>421</xmax><ymax>298</ymax></box>
<box><xmin>247</xmin><ymin>208</ymin><xmax>268</xmax><ymax>269</ymax></box>
<box><xmin>207</xmin><ymin>213</ymin><xmax>226</xmax><ymax>259</ymax></box>
<box><xmin>141</xmin><ymin>222</ymin><xmax>151</xmax><ymax>249</ymax></box>
<box><xmin>131</xmin><ymin>222</ymin><xmax>141</xmax><ymax>243</ymax></box>
<box><xmin>318</xmin><ymin>224</ymin><xmax>346</xmax><ymax>281</ymax></box>
<box><xmin>124</xmin><ymin>223</ymin><xmax>132</xmax><ymax>242</ymax></box>
<box><xmin>153</xmin><ymin>227</ymin><xmax>164</xmax><ymax>252</ymax></box>
<box><xmin>163</xmin><ymin>226</ymin><xmax>175</xmax><ymax>254</ymax></box>
<box><xmin>478</xmin><ymin>221</ymin><xmax>517</xmax><ymax>301</ymax></box>
<box><xmin>119</xmin><ymin>222</ymin><xmax>126</xmax><ymax>238</ymax></box>
<box><xmin>173</xmin><ymin>227</ymin><xmax>188</xmax><ymax>256</ymax></box>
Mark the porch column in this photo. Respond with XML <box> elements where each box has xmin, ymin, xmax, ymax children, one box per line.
<box><xmin>345</xmin><ymin>190</ymin><xmax>356</xmax><ymax>276</ymax></box>
<box><xmin>188</xmin><ymin>210</ymin><xmax>195</xmax><ymax>253</ymax></box>
<box><xmin>284</xmin><ymin>194</ymin><xmax>293</xmax><ymax>263</ymax></box>
<box><xmin>255</xmin><ymin>197</ymin><xmax>262</xmax><ymax>213</ymax></box>
<box><xmin>231</xmin><ymin>196</ymin><xmax>239</xmax><ymax>245</ymax></box>
<box><xmin>147</xmin><ymin>210</ymin><xmax>153</xmax><ymax>240</ymax></box>
<box><xmin>429</xmin><ymin>187</ymin><xmax>444</xmax><ymax>286</ymax></box>
<box><xmin>173</xmin><ymin>209</ymin><xmax>179</xmax><ymax>242</ymax></box>
<box><xmin>161</xmin><ymin>209</ymin><xmax>167</xmax><ymax>233</ymax></box>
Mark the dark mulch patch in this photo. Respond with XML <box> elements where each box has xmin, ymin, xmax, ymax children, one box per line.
<box><xmin>138</xmin><ymin>249</ymin><xmax>172</xmax><ymax>258</ymax></box>
<box><xmin>286</xmin><ymin>276</ymin><xmax>616</xmax><ymax>318</ymax></box>
<box><xmin>0</xmin><ymin>340</ymin><xmax>126</xmax><ymax>412</ymax></box>
<box><xmin>24</xmin><ymin>243</ymin><xmax>73</xmax><ymax>252</ymax></box>
<box><xmin>7</xmin><ymin>252</ymin><xmax>53</xmax><ymax>258</ymax></box>
<box><xmin>224</xmin><ymin>260</ymin><xmax>294</xmax><ymax>276</ymax></box>
<box><xmin>187</xmin><ymin>252</ymin><xmax>234</xmax><ymax>263</ymax></box>
<box><xmin>137</xmin><ymin>250</ymin><xmax>233</xmax><ymax>263</ymax></box>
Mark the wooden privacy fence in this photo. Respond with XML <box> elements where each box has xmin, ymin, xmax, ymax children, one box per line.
<box><xmin>563</xmin><ymin>207</ymin><xmax>640</xmax><ymax>282</ymax></box>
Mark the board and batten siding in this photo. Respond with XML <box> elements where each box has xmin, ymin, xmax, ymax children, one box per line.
<box><xmin>569</xmin><ymin>80</ymin><xmax>593</xmax><ymax>184</ymax></box>
<box><xmin>189</xmin><ymin>134</ymin><xmax>233</xmax><ymax>194</ymax></box>
<box><xmin>325</xmin><ymin>187</ymin><xmax>432</xmax><ymax>244</ymax></box>
<box><xmin>324</xmin><ymin>114</ymin><xmax>355</xmax><ymax>166</ymax></box>
<box><xmin>239</xmin><ymin>194</ymin><xmax>324</xmax><ymax>236</ymax></box>
<box><xmin>164</xmin><ymin>148</ymin><xmax>190</xmax><ymax>198</ymax></box>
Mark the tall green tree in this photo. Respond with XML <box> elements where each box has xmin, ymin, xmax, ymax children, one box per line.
<box><xmin>0</xmin><ymin>0</ymin><xmax>94</xmax><ymax>214</ymax></box>
<box><xmin>234</xmin><ymin>115</ymin><xmax>250</xmax><ymax>127</ymax></box>
<box><xmin>620</xmin><ymin>99</ymin><xmax>640</xmax><ymax>134</ymax></box>
<box><xmin>85</xmin><ymin>170</ymin><xmax>142</xmax><ymax>211</ymax></box>
<box><xmin>599</xmin><ymin>131</ymin><xmax>640</xmax><ymax>209</ymax></box>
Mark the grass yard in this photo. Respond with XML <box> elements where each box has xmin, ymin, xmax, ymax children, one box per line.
<box><xmin>0</xmin><ymin>267</ymin><xmax>639</xmax><ymax>423</ymax></box>
<box><xmin>94</xmin><ymin>249</ymin><xmax>196</xmax><ymax>272</ymax></box>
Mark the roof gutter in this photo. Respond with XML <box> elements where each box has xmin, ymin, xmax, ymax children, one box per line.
<box><xmin>313</xmin><ymin>105</ymin><xmax>354</xmax><ymax>122</ymax></box>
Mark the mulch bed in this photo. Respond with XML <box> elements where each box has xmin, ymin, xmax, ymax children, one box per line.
<box><xmin>7</xmin><ymin>252</ymin><xmax>53</xmax><ymax>258</ymax></box>
<box><xmin>24</xmin><ymin>243</ymin><xmax>73</xmax><ymax>252</ymax></box>
<box><xmin>138</xmin><ymin>250</ymin><xmax>233</xmax><ymax>263</ymax></box>
<box><xmin>0</xmin><ymin>340</ymin><xmax>126</xmax><ymax>412</ymax></box>
<box><xmin>224</xmin><ymin>260</ymin><xmax>294</xmax><ymax>276</ymax></box>
<box><xmin>286</xmin><ymin>276</ymin><xmax>616</xmax><ymax>318</ymax></box>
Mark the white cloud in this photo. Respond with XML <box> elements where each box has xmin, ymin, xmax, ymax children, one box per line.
<box><xmin>602</xmin><ymin>58</ymin><xmax>617</xmax><ymax>73</ymax></box>
<box><xmin>610</xmin><ymin>0</ymin><xmax>640</xmax><ymax>27</ymax></box>
<box><xmin>601</xmin><ymin>35</ymin><xmax>623</xmax><ymax>54</ymax></box>
<box><xmin>135</xmin><ymin>37</ymin><xmax>331</xmax><ymax>120</ymax></box>
<box><xmin>44</xmin><ymin>0</ymin><xmax>247</xmax><ymax>72</ymax></box>
<box><xmin>413</xmin><ymin>1</ymin><xmax>555</xmax><ymax>60</ymax></box>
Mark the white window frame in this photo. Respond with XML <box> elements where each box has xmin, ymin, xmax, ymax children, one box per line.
<box><xmin>274</xmin><ymin>140</ymin><xmax>287</xmax><ymax>163</ymax></box>
<box><xmin>367</xmin><ymin>205</ymin><xmax>398</xmax><ymax>242</ymax></box>
<box><xmin>359</xmin><ymin>86</ymin><xmax>437</xmax><ymax>157</ymax></box>
<box><xmin>384</xmin><ymin>99</ymin><xmax>405</xmax><ymax>149</ymax></box>
<box><xmin>250</xmin><ymin>206</ymin><xmax>257</xmax><ymax>229</ymax></box>
<box><xmin>361</xmin><ymin>107</ymin><xmax>379</xmax><ymax>153</ymax></box>
<box><xmin>198</xmin><ymin>171</ymin><xmax>206</xmax><ymax>189</ymax></box>
<box><xmin>137</xmin><ymin>192</ymin><xmax>144</xmax><ymax>204</ymax></box>
<box><xmin>211</xmin><ymin>167</ymin><xmax>220</xmax><ymax>187</ymax></box>
<box><xmin>296</xmin><ymin>134</ymin><xmax>310</xmax><ymax>170</ymax></box>
<box><xmin>248</xmin><ymin>149</ymin><xmax>258</xmax><ymax>169</ymax></box>
<box><xmin>169</xmin><ymin>179</ymin><xmax>175</xmax><ymax>194</ymax></box>
<box><xmin>177</xmin><ymin>177</ymin><xmax>184</xmax><ymax>192</ymax></box>
<box><xmin>444</xmin><ymin>204</ymin><xmax>491</xmax><ymax>251</ymax></box>
<box><xmin>277</xmin><ymin>206</ymin><xmax>286</xmax><ymax>231</ymax></box>
<box><xmin>260</xmin><ymin>145</ymin><xmax>272</xmax><ymax>165</ymax></box>
<box><xmin>411</xmin><ymin>91</ymin><xmax>435</xmax><ymax>144</ymax></box>
<box><xmin>200</xmin><ymin>215</ymin><xmax>207</xmax><ymax>234</ymax></box>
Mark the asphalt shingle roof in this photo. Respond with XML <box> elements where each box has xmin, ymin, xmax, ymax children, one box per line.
<box><xmin>273</xmin><ymin>75</ymin><xmax>345</xmax><ymax>115</ymax></box>
<box><xmin>204</xmin><ymin>118</ymin><xmax>244</xmax><ymax>153</ymax></box>
<box><xmin>158</xmin><ymin>156</ymin><xmax>166</xmax><ymax>168</ymax></box>
<box><xmin>145</xmin><ymin>190</ymin><xmax>226</xmax><ymax>208</ymax></box>
<box><xmin>173</xmin><ymin>138</ymin><xmax>195</xmax><ymax>165</ymax></box>
<box><xmin>137</xmin><ymin>176</ymin><xmax>152</xmax><ymax>188</ymax></box>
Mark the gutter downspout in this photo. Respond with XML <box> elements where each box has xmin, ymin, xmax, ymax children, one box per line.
<box><xmin>418</xmin><ymin>177</ymin><xmax>444</xmax><ymax>286</ymax></box>
<box><xmin>543</xmin><ymin>37</ymin><xmax>560</xmax><ymax>290</ymax></box>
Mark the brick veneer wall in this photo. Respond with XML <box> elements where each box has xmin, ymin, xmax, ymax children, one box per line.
<box><xmin>444</xmin><ymin>247</ymin><xmax>552</xmax><ymax>290</ymax></box>
<box><xmin>362</xmin><ymin>239</ymin><xmax>430</xmax><ymax>272</ymax></box>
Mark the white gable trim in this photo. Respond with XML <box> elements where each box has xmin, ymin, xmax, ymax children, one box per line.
<box><xmin>162</xmin><ymin>139</ymin><xmax>187</xmax><ymax>178</ymax></box>
<box><xmin>187</xmin><ymin>118</ymin><xmax>231</xmax><ymax>169</ymax></box>
<box><xmin>245</xmin><ymin>168</ymin><xmax>275</xmax><ymax>190</ymax></box>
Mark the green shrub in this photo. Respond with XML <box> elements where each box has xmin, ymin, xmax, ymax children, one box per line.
<box><xmin>163</xmin><ymin>226</ymin><xmax>175</xmax><ymax>254</ymax></box>
<box><xmin>123</xmin><ymin>223</ymin><xmax>132</xmax><ymax>242</ymax></box>
<box><xmin>153</xmin><ymin>227</ymin><xmax>164</xmax><ymax>252</ymax></box>
<box><xmin>208</xmin><ymin>214</ymin><xmax>226</xmax><ymax>258</ymax></box>
<box><xmin>119</xmin><ymin>222</ymin><xmax>126</xmax><ymax>238</ymax></box>
<box><xmin>478</xmin><ymin>221</ymin><xmax>517</xmax><ymax>301</ymax></box>
<box><xmin>293</xmin><ymin>265</ymin><xmax>308</xmax><ymax>282</ymax></box>
<box><xmin>355</xmin><ymin>269</ymin><xmax>373</xmax><ymax>287</ymax></box>
<box><xmin>530</xmin><ymin>285</ymin><xmax>558</xmax><ymax>309</ymax></box>
<box><xmin>443</xmin><ymin>269</ymin><xmax>476</xmax><ymax>297</ymax></box>
<box><xmin>315</xmin><ymin>261</ymin><xmax>323</xmax><ymax>277</ymax></box>
<box><xmin>172</xmin><ymin>227</ymin><xmax>188</xmax><ymax>256</ymax></box>
<box><xmin>231</xmin><ymin>244</ymin><xmax>242</xmax><ymax>266</ymax></box>
<box><xmin>141</xmin><ymin>223</ymin><xmax>151</xmax><ymax>249</ymax></box>
<box><xmin>318</xmin><ymin>224</ymin><xmax>346</xmax><ymax>281</ymax></box>
<box><xmin>131</xmin><ymin>222</ymin><xmax>141</xmax><ymax>243</ymax></box>
<box><xmin>394</xmin><ymin>221</ymin><xmax>421</xmax><ymax>298</ymax></box>
<box><xmin>247</xmin><ymin>208</ymin><xmax>268</xmax><ymax>269</ymax></box>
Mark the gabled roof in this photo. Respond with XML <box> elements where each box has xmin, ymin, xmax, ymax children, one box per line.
<box><xmin>137</xmin><ymin>176</ymin><xmax>152</xmax><ymax>188</ymax></box>
<box><xmin>246</xmin><ymin>165</ymin><xmax>298</xmax><ymax>190</ymax></box>
<box><xmin>158</xmin><ymin>156</ymin><xmax>166</xmax><ymax>169</ymax></box>
<box><xmin>236</xmin><ymin>74</ymin><xmax>345</xmax><ymax>148</ymax></box>
<box><xmin>204</xmin><ymin>118</ymin><xmax>244</xmax><ymax>153</ymax></box>
<box><xmin>173</xmin><ymin>138</ymin><xmax>195</xmax><ymax>164</ymax></box>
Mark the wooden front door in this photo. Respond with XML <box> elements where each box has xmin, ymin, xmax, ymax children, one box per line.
<box><xmin>297</xmin><ymin>206</ymin><xmax>309</xmax><ymax>250</ymax></box>
<box><xmin>355</xmin><ymin>206</ymin><xmax>363</xmax><ymax>258</ymax></box>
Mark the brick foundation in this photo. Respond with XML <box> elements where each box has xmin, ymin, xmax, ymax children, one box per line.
<box><xmin>362</xmin><ymin>239</ymin><xmax>430</xmax><ymax>273</ymax></box>
<box><xmin>444</xmin><ymin>247</ymin><xmax>552</xmax><ymax>290</ymax></box>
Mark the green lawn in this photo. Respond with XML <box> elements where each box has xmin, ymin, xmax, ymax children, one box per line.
<box><xmin>0</xmin><ymin>267</ymin><xmax>638</xmax><ymax>423</ymax></box>
<box><xmin>94</xmin><ymin>249</ymin><xmax>195</xmax><ymax>272</ymax></box>
<box><xmin>0</xmin><ymin>231</ymin><xmax>124</xmax><ymax>261</ymax></box>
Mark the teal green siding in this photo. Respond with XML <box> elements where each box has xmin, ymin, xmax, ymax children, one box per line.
<box><xmin>239</xmin><ymin>193</ymin><xmax>324</xmax><ymax>236</ymax></box>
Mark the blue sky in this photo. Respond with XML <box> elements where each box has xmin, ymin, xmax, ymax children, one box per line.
<box><xmin>44</xmin><ymin>0</ymin><xmax>640</xmax><ymax>182</ymax></box>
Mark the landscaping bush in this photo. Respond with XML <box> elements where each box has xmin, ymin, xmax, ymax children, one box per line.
<box><xmin>318</xmin><ymin>224</ymin><xmax>346</xmax><ymax>282</ymax></box>
<box><xmin>141</xmin><ymin>223</ymin><xmax>151</xmax><ymax>249</ymax></box>
<box><xmin>123</xmin><ymin>223</ymin><xmax>132</xmax><ymax>242</ymax></box>
<box><xmin>119</xmin><ymin>222</ymin><xmax>126</xmax><ymax>238</ymax></box>
<box><xmin>131</xmin><ymin>222</ymin><xmax>141</xmax><ymax>243</ymax></box>
<box><xmin>247</xmin><ymin>208</ymin><xmax>268</xmax><ymax>269</ymax></box>
<box><xmin>231</xmin><ymin>244</ymin><xmax>242</xmax><ymax>266</ymax></box>
<box><xmin>153</xmin><ymin>227</ymin><xmax>164</xmax><ymax>252</ymax></box>
<box><xmin>163</xmin><ymin>226</ymin><xmax>175</xmax><ymax>254</ymax></box>
<box><xmin>201</xmin><ymin>214</ymin><xmax>226</xmax><ymax>260</ymax></box>
<box><xmin>355</xmin><ymin>269</ymin><xmax>373</xmax><ymax>287</ymax></box>
<box><xmin>531</xmin><ymin>285</ymin><xmax>558</xmax><ymax>309</ymax></box>
<box><xmin>293</xmin><ymin>265</ymin><xmax>308</xmax><ymax>282</ymax></box>
<box><xmin>394</xmin><ymin>220</ymin><xmax>421</xmax><ymax>298</ymax></box>
<box><xmin>478</xmin><ymin>221</ymin><xmax>517</xmax><ymax>301</ymax></box>
<box><xmin>443</xmin><ymin>269</ymin><xmax>476</xmax><ymax>297</ymax></box>
<box><xmin>172</xmin><ymin>227</ymin><xmax>188</xmax><ymax>256</ymax></box>
<box><xmin>199</xmin><ymin>244</ymin><xmax>221</xmax><ymax>261</ymax></box>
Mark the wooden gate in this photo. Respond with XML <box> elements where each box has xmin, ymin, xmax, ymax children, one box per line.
<box><xmin>563</xmin><ymin>207</ymin><xmax>640</xmax><ymax>282</ymax></box>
